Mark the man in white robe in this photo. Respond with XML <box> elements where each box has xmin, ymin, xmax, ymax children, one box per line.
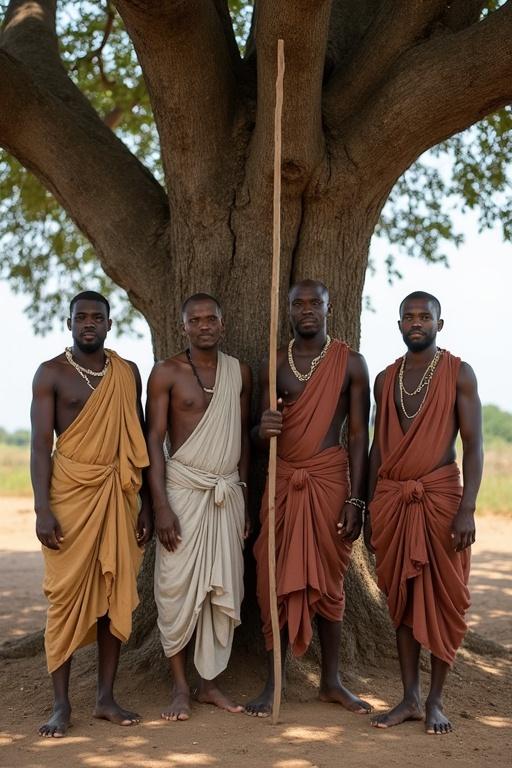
<box><xmin>147</xmin><ymin>293</ymin><xmax>252</xmax><ymax>720</ymax></box>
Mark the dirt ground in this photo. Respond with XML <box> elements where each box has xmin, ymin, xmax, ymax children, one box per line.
<box><xmin>1</xmin><ymin>497</ymin><xmax>511</xmax><ymax>768</ymax></box>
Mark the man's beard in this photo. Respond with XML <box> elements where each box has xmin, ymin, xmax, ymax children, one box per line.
<box><xmin>75</xmin><ymin>337</ymin><xmax>103</xmax><ymax>354</ymax></box>
<box><xmin>403</xmin><ymin>333</ymin><xmax>435</xmax><ymax>353</ymax></box>
<box><xmin>295</xmin><ymin>324</ymin><xmax>322</xmax><ymax>339</ymax></box>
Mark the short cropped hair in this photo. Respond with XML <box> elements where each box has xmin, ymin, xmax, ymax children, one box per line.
<box><xmin>399</xmin><ymin>291</ymin><xmax>441</xmax><ymax>319</ymax></box>
<box><xmin>70</xmin><ymin>291</ymin><xmax>110</xmax><ymax>316</ymax></box>
<box><xmin>181</xmin><ymin>293</ymin><xmax>222</xmax><ymax>318</ymax></box>
<box><xmin>288</xmin><ymin>279</ymin><xmax>329</xmax><ymax>302</ymax></box>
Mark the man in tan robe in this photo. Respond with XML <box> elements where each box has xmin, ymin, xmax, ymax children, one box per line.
<box><xmin>146</xmin><ymin>293</ymin><xmax>251</xmax><ymax>721</ymax></box>
<box><xmin>246</xmin><ymin>279</ymin><xmax>371</xmax><ymax>717</ymax></box>
<box><xmin>366</xmin><ymin>291</ymin><xmax>483</xmax><ymax>734</ymax></box>
<box><xmin>31</xmin><ymin>291</ymin><xmax>151</xmax><ymax>737</ymax></box>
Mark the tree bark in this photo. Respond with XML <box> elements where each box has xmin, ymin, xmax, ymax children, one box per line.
<box><xmin>1</xmin><ymin>0</ymin><xmax>511</xmax><ymax>666</ymax></box>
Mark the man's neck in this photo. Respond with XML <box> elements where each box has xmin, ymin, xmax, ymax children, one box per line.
<box><xmin>187</xmin><ymin>344</ymin><xmax>218</xmax><ymax>367</ymax></box>
<box><xmin>292</xmin><ymin>330</ymin><xmax>328</xmax><ymax>354</ymax></box>
<box><xmin>71</xmin><ymin>344</ymin><xmax>106</xmax><ymax>369</ymax></box>
<box><xmin>404</xmin><ymin>342</ymin><xmax>438</xmax><ymax>367</ymax></box>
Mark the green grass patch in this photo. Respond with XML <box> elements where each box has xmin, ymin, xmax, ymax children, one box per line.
<box><xmin>0</xmin><ymin>443</ymin><xmax>31</xmax><ymax>496</ymax></box>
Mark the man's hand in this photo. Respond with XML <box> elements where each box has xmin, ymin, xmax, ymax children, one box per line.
<box><xmin>154</xmin><ymin>504</ymin><xmax>182</xmax><ymax>552</ymax></box>
<box><xmin>258</xmin><ymin>400</ymin><xmax>283</xmax><ymax>440</ymax></box>
<box><xmin>363</xmin><ymin>513</ymin><xmax>375</xmax><ymax>554</ymax></box>
<box><xmin>36</xmin><ymin>510</ymin><xmax>64</xmax><ymax>550</ymax></box>
<box><xmin>136</xmin><ymin>502</ymin><xmax>153</xmax><ymax>547</ymax></box>
<box><xmin>243</xmin><ymin>509</ymin><xmax>252</xmax><ymax>540</ymax></box>
<box><xmin>451</xmin><ymin>504</ymin><xmax>476</xmax><ymax>551</ymax></box>
<box><xmin>336</xmin><ymin>502</ymin><xmax>363</xmax><ymax>542</ymax></box>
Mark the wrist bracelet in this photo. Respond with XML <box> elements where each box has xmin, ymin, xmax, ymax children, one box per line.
<box><xmin>345</xmin><ymin>497</ymin><xmax>366</xmax><ymax>511</ymax></box>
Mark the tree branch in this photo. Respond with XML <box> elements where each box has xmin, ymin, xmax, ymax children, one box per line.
<box><xmin>113</xmin><ymin>0</ymin><xmax>238</xmax><ymax>208</ymax></box>
<box><xmin>324</xmin><ymin>0</ymin><xmax>448</xmax><ymax>126</ymax></box>
<box><xmin>0</xmin><ymin>50</ymin><xmax>169</xmax><ymax>314</ymax></box>
<box><xmin>343</xmin><ymin>1</ymin><xmax>512</xmax><ymax>195</ymax></box>
<box><xmin>247</xmin><ymin>0</ymin><xmax>332</xmax><ymax>192</ymax></box>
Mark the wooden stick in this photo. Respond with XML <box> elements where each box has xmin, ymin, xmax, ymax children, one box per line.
<box><xmin>268</xmin><ymin>37</ymin><xmax>285</xmax><ymax>726</ymax></box>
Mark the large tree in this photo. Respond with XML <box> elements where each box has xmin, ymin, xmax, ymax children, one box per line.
<box><xmin>1</xmin><ymin>0</ymin><xmax>512</xmax><ymax>661</ymax></box>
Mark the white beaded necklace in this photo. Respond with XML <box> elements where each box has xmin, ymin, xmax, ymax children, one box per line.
<box><xmin>65</xmin><ymin>347</ymin><xmax>110</xmax><ymax>391</ymax></box>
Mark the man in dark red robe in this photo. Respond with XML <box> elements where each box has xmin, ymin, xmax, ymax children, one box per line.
<box><xmin>246</xmin><ymin>280</ymin><xmax>371</xmax><ymax>717</ymax></box>
<box><xmin>366</xmin><ymin>291</ymin><xmax>483</xmax><ymax>735</ymax></box>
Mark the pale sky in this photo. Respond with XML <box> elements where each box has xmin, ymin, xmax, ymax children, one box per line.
<box><xmin>1</xmin><ymin>216</ymin><xmax>510</xmax><ymax>431</ymax></box>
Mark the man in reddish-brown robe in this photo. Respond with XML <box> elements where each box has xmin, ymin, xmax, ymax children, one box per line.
<box><xmin>245</xmin><ymin>279</ymin><xmax>371</xmax><ymax>717</ymax></box>
<box><xmin>366</xmin><ymin>291</ymin><xmax>483</xmax><ymax>735</ymax></box>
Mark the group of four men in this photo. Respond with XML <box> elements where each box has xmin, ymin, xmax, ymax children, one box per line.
<box><xmin>30</xmin><ymin>281</ymin><xmax>482</xmax><ymax>739</ymax></box>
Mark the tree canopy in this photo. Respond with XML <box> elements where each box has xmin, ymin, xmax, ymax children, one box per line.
<box><xmin>0</xmin><ymin>1</ymin><xmax>511</xmax><ymax>334</ymax></box>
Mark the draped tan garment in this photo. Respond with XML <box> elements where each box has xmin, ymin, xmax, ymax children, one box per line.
<box><xmin>154</xmin><ymin>352</ymin><xmax>245</xmax><ymax>680</ymax></box>
<box><xmin>255</xmin><ymin>341</ymin><xmax>352</xmax><ymax>657</ymax></box>
<box><xmin>44</xmin><ymin>352</ymin><xmax>148</xmax><ymax>673</ymax></box>
<box><xmin>370</xmin><ymin>351</ymin><xmax>470</xmax><ymax>665</ymax></box>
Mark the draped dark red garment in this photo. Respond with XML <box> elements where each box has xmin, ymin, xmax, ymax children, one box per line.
<box><xmin>254</xmin><ymin>340</ymin><xmax>352</xmax><ymax>657</ymax></box>
<box><xmin>370</xmin><ymin>351</ymin><xmax>470</xmax><ymax>665</ymax></box>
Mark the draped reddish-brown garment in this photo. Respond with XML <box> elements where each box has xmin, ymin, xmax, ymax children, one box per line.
<box><xmin>255</xmin><ymin>340</ymin><xmax>352</xmax><ymax>657</ymax></box>
<box><xmin>370</xmin><ymin>351</ymin><xmax>470</xmax><ymax>665</ymax></box>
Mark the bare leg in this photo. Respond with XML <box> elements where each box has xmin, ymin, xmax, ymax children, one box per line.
<box><xmin>244</xmin><ymin>628</ymin><xmax>288</xmax><ymax>717</ymax></box>
<box><xmin>38</xmin><ymin>658</ymin><xmax>72</xmax><ymax>737</ymax></box>
<box><xmin>425</xmin><ymin>655</ymin><xmax>452</xmax><ymax>734</ymax></box>
<box><xmin>93</xmin><ymin>614</ymin><xmax>141</xmax><ymax>725</ymax></box>
<box><xmin>196</xmin><ymin>678</ymin><xmax>243</xmax><ymax>713</ymax></box>
<box><xmin>371</xmin><ymin>624</ymin><xmax>423</xmax><ymax>728</ymax></box>
<box><xmin>317</xmin><ymin>616</ymin><xmax>371</xmax><ymax>713</ymax></box>
<box><xmin>161</xmin><ymin>648</ymin><xmax>191</xmax><ymax>721</ymax></box>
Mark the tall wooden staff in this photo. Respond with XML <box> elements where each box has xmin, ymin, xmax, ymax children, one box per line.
<box><xmin>268</xmin><ymin>38</ymin><xmax>285</xmax><ymax>726</ymax></box>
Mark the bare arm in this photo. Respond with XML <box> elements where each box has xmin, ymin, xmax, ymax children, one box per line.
<box><xmin>30</xmin><ymin>364</ymin><xmax>63</xmax><ymax>550</ymax></box>
<box><xmin>128</xmin><ymin>360</ymin><xmax>153</xmax><ymax>546</ymax></box>
<box><xmin>251</xmin><ymin>356</ymin><xmax>283</xmax><ymax>449</ymax></box>
<box><xmin>338</xmin><ymin>352</ymin><xmax>370</xmax><ymax>542</ymax></box>
<box><xmin>145</xmin><ymin>363</ymin><xmax>181</xmax><ymax>552</ymax></box>
<box><xmin>452</xmin><ymin>362</ymin><xmax>483</xmax><ymax>552</ymax></box>
<box><xmin>364</xmin><ymin>370</ymin><xmax>386</xmax><ymax>553</ymax></box>
<box><xmin>239</xmin><ymin>362</ymin><xmax>253</xmax><ymax>538</ymax></box>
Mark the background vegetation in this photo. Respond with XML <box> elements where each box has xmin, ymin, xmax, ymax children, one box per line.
<box><xmin>1</xmin><ymin>406</ymin><xmax>510</xmax><ymax>512</ymax></box>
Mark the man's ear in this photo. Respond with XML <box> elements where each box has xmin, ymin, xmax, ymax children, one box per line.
<box><xmin>437</xmin><ymin>318</ymin><xmax>444</xmax><ymax>332</ymax></box>
<box><xmin>397</xmin><ymin>320</ymin><xmax>402</xmax><ymax>333</ymax></box>
<box><xmin>107</xmin><ymin>319</ymin><xmax>112</xmax><ymax>332</ymax></box>
<box><xmin>327</xmin><ymin>302</ymin><xmax>332</xmax><ymax>316</ymax></box>
<box><xmin>66</xmin><ymin>317</ymin><xmax>71</xmax><ymax>331</ymax></box>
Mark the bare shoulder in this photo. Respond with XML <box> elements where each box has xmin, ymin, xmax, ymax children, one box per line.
<box><xmin>239</xmin><ymin>360</ymin><xmax>253</xmax><ymax>382</ymax></box>
<box><xmin>33</xmin><ymin>354</ymin><xmax>67</xmax><ymax>384</ymax></box>
<box><xmin>373</xmin><ymin>369</ymin><xmax>387</xmax><ymax>400</ymax></box>
<box><xmin>457</xmin><ymin>360</ymin><xmax>478</xmax><ymax>392</ymax></box>
<box><xmin>122</xmin><ymin>357</ymin><xmax>141</xmax><ymax>378</ymax></box>
<box><xmin>347</xmin><ymin>348</ymin><xmax>368</xmax><ymax>371</ymax></box>
<box><xmin>148</xmin><ymin>354</ymin><xmax>186</xmax><ymax>386</ymax></box>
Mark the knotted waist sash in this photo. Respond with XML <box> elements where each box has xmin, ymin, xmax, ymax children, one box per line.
<box><xmin>256</xmin><ymin>445</ymin><xmax>352</xmax><ymax>657</ymax></box>
<box><xmin>371</xmin><ymin>462</ymin><xmax>470</xmax><ymax>665</ymax></box>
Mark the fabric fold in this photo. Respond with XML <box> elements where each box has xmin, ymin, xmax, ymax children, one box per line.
<box><xmin>44</xmin><ymin>352</ymin><xmax>148</xmax><ymax>673</ymax></box>
<box><xmin>255</xmin><ymin>340</ymin><xmax>352</xmax><ymax>657</ymax></box>
<box><xmin>154</xmin><ymin>351</ymin><xmax>245</xmax><ymax>680</ymax></box>
<box><xmin>370</xmin><ymin>351</ymin><xmax>470</xmax><ymax>665</ymax></box>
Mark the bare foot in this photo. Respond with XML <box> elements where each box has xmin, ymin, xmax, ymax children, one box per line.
<box><xmin>161</xmin><ymin>687</ymin><xmax>191</xmax><ymax>721</ymax></box>
<box><xmin>319</xmin><ymin>682</ymin><xmax>372</xmax><ymax>714</ymax></box>
<box><xmin>38</xmin><ymin>703</ymin><xmax>71</xmax><ymax>738</ymax></box>
<box><xmin>244</xmin><ymin>684</ymin><xmax>274</xmax><ymax>718</ymax></box>
<box><xmin>196</xmin><ymin>681</ymin><xmax>243</xmax><ymax>713</ymax></box>
<box><xmin>371</xmin><ymin>698</ymin><xmax>423</xmax><ymax>729</ymax></box>
<box><xmin>93</xmin><ymin>698</ymin><xmax>141</xmax><ymax>726</ymax></box>
<box><xmin>425</xmin><ymin>699</ymin><xmax>452</xmax><ymax>734</ymax></box>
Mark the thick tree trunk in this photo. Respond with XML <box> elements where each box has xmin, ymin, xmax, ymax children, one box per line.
<box><xmin>129</xmin><ymin>190</ymin><xmax>393</xmax><ymax>669</ymax></box>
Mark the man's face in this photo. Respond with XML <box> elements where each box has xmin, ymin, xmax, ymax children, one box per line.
<box><xmin>67</xmin><ymin>300</ymin><xmax>111</xmax><ymax>353</ymax></box>
<box><xmin>289</xmin><ymin>284</ymin><xmax>330</xmax><ymax>338</ymax></box>
<box><xmin>398</xmin><ymin>299</ymin><xmax>443</xmax><ymax>352</ymax></box>
<box><xmin>182</xmin><ymin>300</ymin><xmax>224</xmax><ymax>349</ymax></box>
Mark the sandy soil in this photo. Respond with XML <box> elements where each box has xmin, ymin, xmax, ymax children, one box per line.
<box><xmin>0</xmin><ymin>497</ymin><xmax>511</xmax><ymax>768</ymax></box>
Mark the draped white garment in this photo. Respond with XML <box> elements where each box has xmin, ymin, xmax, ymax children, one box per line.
<box><xmin>154</xmin><ymin>352</ymin><xmax>245</xmax><ymax>680</ymax></box>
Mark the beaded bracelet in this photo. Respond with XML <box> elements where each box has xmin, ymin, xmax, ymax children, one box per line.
<box><xmin>345</xmin><ymin>497</ymin><xmax>366</xmax><ymax>511</ymax></box>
